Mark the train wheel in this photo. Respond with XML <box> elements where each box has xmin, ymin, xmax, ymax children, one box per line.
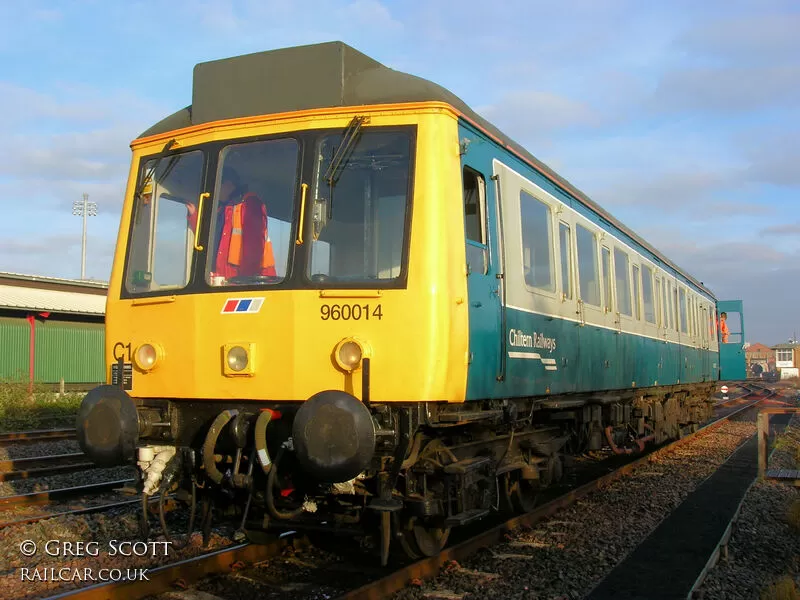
<box><xmin>396</xmin><ymin>515</ymin><xmax>450</xmax><ymax>558</ymax></box>
<box><xmin>503</xmin><ymin>471</ymin><xmax>537</xmax><ymax>514</ymax></box>
<box><xmin>540</xmin><ymin>455</ymin><xmax>563</xmax><ymax>487</ymax></box>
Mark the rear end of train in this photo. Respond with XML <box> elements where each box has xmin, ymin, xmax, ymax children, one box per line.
<box><xmin>717</xmin><ymin>300</ymin><xmax>747</xmax><ymax>381</ymax></box>
<box><xmin>75</xmin><ymin>44</ymin><xmax>472</xmax><ymax>562</ymax></box>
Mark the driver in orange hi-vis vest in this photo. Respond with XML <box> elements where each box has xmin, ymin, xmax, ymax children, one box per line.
<box><xmin>718</xmin><ymin>311</ymin><xmax>729</xmax><ymax>344</ymax></box>
<box><xmin>189</xmin><ymin>166</ymin><xmax>277</xmax><ymax>280</ymax></box>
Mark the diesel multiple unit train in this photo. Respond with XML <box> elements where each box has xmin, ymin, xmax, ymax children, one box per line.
<box><xmin>77</xmin><ymin>42</ymin><xmax>747</xmax><ymax>564</ymax></box>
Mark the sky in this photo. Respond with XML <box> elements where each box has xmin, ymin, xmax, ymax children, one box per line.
<box><xmin>0</xmin><ymin>0</ymin><xmax>797</xmax><ymax>345</ymax></box>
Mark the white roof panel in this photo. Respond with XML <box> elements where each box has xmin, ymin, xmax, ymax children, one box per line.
<box><xmin>0</xmin><ymin>284</ymin><xmax>106</xmax><ymax>315</ymax></box>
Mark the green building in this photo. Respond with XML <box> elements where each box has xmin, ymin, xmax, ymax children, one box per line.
<box><xmin>0</xmin><ymin>272</ymin><xmax>107</xmax><ymax>385</ymax></box>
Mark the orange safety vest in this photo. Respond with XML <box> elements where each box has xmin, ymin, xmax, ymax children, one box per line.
<box><xmin>215</xmin><ymin>193</ymin><xmax>277</xmax><ymax>278</ymax></box>
<box><xmin>718</xmin><ymin>317</ymin><xmax>729</xmax><ymax>343</ymax></box>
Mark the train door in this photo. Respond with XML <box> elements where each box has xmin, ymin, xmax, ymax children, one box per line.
<box><xmin>717</xmin><ymin>299</ymin><xmax>746</xmax><ymax>381</ymax></box>
<box><xmin>460</xmin><ymin>124</ymin><xmax>503</xmax><ymax>400</ymax></box>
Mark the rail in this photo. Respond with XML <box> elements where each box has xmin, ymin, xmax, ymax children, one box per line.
<box><xmin>0</xmin><ymin>428</ymin><xmax>76</xmax><ymax>444</ymax></box>
<box><xmin>44</xmin><ymin>538</ymin><xmax>308</xmax><ymax>600</ymax></box>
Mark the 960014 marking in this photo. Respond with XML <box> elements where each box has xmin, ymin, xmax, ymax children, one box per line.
<box><xmin>320</xmin><ymin>304</ymin><xmax>383</xmax><ymax>321</ymax></box>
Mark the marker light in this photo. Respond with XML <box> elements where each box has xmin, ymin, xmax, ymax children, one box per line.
<box><xmin>134</xmin><ymin>343</ymin><xmax>162</xmax><ymax>371</ymax></box>
<box><xmin>223</xmin><ymin>343</ymin><xmax>256</xmax><ymax>376</ymax></box>
<box><xmin>333</xmin><ymin>338</ymin><xmax>370</xmax><ymax>372</ymax></box>
<box><xmin>227</xmin><ymin>346</ymin><xmax>249</xmax><ymax>372</ymax></box>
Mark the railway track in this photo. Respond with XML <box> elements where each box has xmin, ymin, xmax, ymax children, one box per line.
<box><xmin>0</xmin><ymin>452</ymin><xmax>95</xmax><ymax>482</ymax></box>
<box><xmin>28</xmin><ymin>383</ymin><xmax>775</xmax><ymax>600</ymax></box>
<box><xmin>0</xmin><ymin>479</ymin><xmax>135</xmax><ymax>510</ymax></box>
<box><xmin>0</xmin><ymin>428</ymin><xmax>76</xmax><ymax>445</ymax></box>
<box><xmin>0</xmin><ymin>497</ymin><xmax>142</xmax><ymax>530</ymax></box>
<box><xmin>339</xmin><ymin>383</ymin><xmax>776</xmax><ymax>600</ymax></box>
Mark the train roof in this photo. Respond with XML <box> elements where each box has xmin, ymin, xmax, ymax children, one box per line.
<box><xmin>138</xmin><ymin>41</ymin><xmax>713</xmax><ymax>298</ymax></box>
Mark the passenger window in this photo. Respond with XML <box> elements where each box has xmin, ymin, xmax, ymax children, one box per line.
<box><xmin>632</xmin><ymin>265</ymin><xmax>641</xmax><ymax>320</ymax></box>
<box><xmin>645</xmin><ymin>270</ymin><xmax>657</xmax><ymax>325</ymax></box>
<box><xmin>614</xmin><ymin>248</ymin><xmax>632</xmax><ymax>316</ymax></box>
<box><xmin>463</xmin><ymin>167</ymin><xmax>488</xmax><ymax>275</ymax></box>
<box><xmin>559</xmin><ymin>222</ymin><xmax>573</xmax><ymax>300</ymax></box>
<box><xmin>679</xmin><ymin>288</ymin><xmax>688</xmax><ymax>334</ymax></box>
<box><xmin>520</xmin><ymin>190</ymin><xmax>554</xmax><ymax>292</ymax></box>
<box><xmin>576</xmin><ymin>225</ymin><xmax>601</xmax><ymax>306</ymax></box>
<box><xmin>602</xmin><ymin>246</ymin><xmax>612</xmax><ymax>312</ymax></box>
<box><xmin>701</xmin><ymin>304</ymin><xmax>708</xmax><ymax>344</ymax></box>
<box><xmin>710</xmin><ymin>308</ymin><xmax>717</xmax><ymax>340</ymax></box>
<box><xmin>673</xmin><ymin>284</ymin><xmax>679</xmax><ymax>332</ymax></box>
<box><xmin>656</xmin><ymin>278</ymin><xmax>664</xmax><ymax>327</ymax></box>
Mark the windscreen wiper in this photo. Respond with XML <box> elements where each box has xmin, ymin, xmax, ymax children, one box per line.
<box><xmin>133</xmin><ymin>138</ymin><xmax>180</xmax><ymax>202</ymax></box>
<box><xmin>323</xmin><ymin>116</ymin><xmax>368</xmax><ymax>218</ymax></box>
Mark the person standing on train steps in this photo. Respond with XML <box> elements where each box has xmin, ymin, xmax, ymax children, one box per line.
<box><xmin>188</xmin><ymin>166</ymin><xmax>277</xmax><ymax>282</ymax></box>
<box><xmin>718</xmin><ymin>311</ymin><xmax>730</xmax><ymax>344</ymax></box>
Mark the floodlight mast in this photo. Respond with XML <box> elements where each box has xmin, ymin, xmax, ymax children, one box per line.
<box><xmin>71</xmin><ymin>193</ymin><xmax>97</xmax><ymax>280</ymax></box>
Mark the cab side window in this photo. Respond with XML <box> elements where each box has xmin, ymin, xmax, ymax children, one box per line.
<box><xmin>463</xmin><ymin>166</ymin><xmax>488</xmax><ymax>275</ymax></box>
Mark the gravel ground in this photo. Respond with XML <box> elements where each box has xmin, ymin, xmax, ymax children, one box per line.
<box><xmin>0</xmin><ymin>489</ymin><xmax>138</xmax><ymax>527</ymax></box>
<box><xmin>693</xmin><ymin>402</ymin><xmax>800</xmax><ymax>599</ymax></box>
<box><xmin>695</xmin><ymin>480</ymin><xmax>800</xmax><ymax>599</ymax></box>
<box><xmin>0</xmin><ymin>466</ymin><xmax>136</xmax><ymax>498</ymax></box>
<box><xmin>392</xmin><ymin>419</ymin><xmax>759</xmax><ymax>600</ymax></box>
<box><xmin>188</xmin><ymin>542</ymin><xmax>386</xmax><ymax>600</ymax></box>
<box><xmin>0</xmin><ymin>501</ymin><xmax>237</xmax><ymax>600</ymax></box>
<box><xmin>0</xmin><ymin>440</ymin><xmax>81</xmax><ymax>461</ymax></box>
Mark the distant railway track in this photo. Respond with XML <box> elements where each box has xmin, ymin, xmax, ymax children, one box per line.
<box><xmin>0</xmin><ymin>451</ymin><xmax>94</xmax><ymax>482</ymax></box>
<box><xmin>0</xmin><ymin>428</ymin><xmax>76</xmax><ymax>444</ymax></box>
<box><xmin>0</xmin><ymin>478</ymin><xmax>135</xmax><ymax>510</ymax></box>
<box><xmin>33</xmin><ymin>385</ymin><xmax>773</xmax><ymax>600</ymax></box>
<box><xmin>0</xmin><ymin>498</ymin><xmax>142</xmax><ymax>530</ymax></box>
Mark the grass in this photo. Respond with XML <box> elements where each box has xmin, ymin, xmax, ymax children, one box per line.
<box><xmin>0</xmin><ymin>377</ymin><xmax>83</xmax><ymax>432</ymax></box>
<box><xmin>761</xmin><ymin>576</ymin><xmax>800</xmax><ymax>600</ymax></box>
<box><xmin>788</xmin><ymin>500</ymin><xmax>800</xmax><ymax>533</ymax></box>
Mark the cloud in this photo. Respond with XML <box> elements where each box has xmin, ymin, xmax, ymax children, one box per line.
<box><xmin>741</xmin><ymin>130</ymin><xmax>800</xmax><ymax>187</ymax></box>
<box><xmin>648</xmin><ymin>65</ymin><xmax>800</xmax><ymax>114</ymax></box>
<box><xmin>760</xmin><ymin>223</ymin><xmax>800</xmax><ymax>236</ymax></box>
<box><xmin>344</xmin><ymin>0</ymin><xmax>403</xmax><ymax>33</ymax></box>
<box><xmin>477</xmin><ymin>91</ymin><xmax>599</xmax><ymax>143</ymax></box>
<box><xmin>678</xmin><ymin>13</ymin><xmax>800</xmax><ymax>64</ymax></box>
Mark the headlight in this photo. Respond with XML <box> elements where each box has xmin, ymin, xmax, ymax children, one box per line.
<box><xmin>134</xmin><ymin>343</ymin><xmax>162</xmax><ymax>371</ymax></box>
<box><xmin>227</xmin><ymin>346</ymin><xmax>249</xmax><ymax>372</ymax></box>
<box><xmin>333</xmin><ymin>338</ymin><xmax>370</xmax><ymax>372</ymax></box>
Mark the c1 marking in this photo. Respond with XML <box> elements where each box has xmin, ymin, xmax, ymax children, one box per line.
<box><xmin>113</xmin><ymin>342</ymin><xmax>132</xmax><ymax>361</ymax></box>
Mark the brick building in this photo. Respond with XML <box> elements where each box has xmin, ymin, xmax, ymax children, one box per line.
<box><xmin>745</xmin><ymin>342</ymin><xmax>774</xmax><ymax>377</ymax></box>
